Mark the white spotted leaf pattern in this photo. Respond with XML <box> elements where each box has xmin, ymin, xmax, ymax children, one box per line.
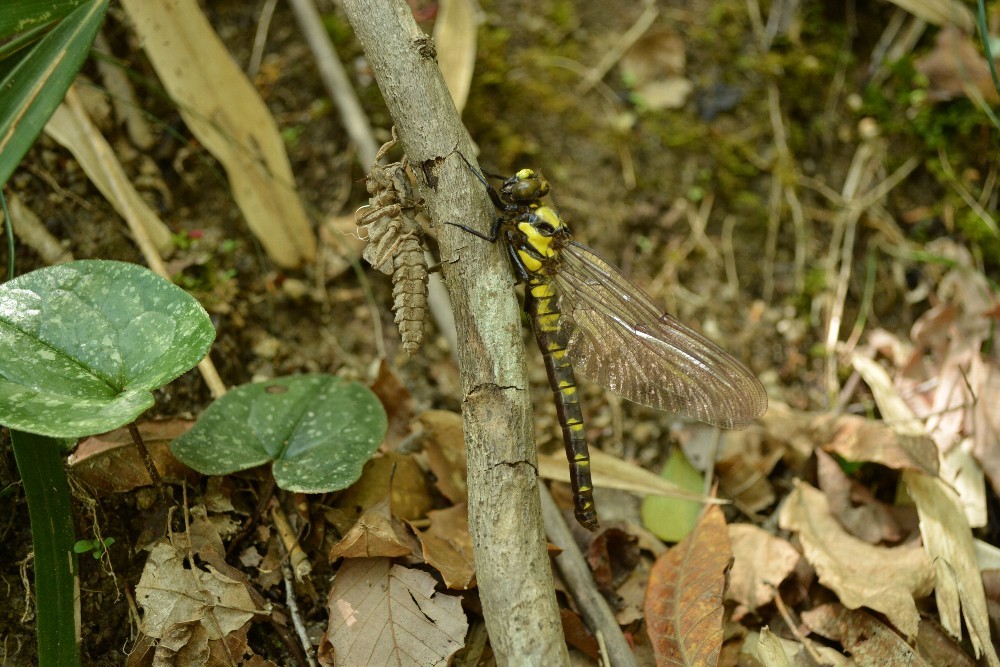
<box><xmin>0</xmin><ymin>260</ymin><xmax>215</xmax><ymax>437</ymax></box>
<box><xmin>171</xmin><ymin>374</ymin><xmax>387</xmax><ymax>493</ymax></box>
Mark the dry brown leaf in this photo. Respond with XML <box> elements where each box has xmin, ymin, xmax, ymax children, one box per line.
<box><xmin>620</xmin><ymin>29</ymin><xmax>693</xmax><ymax>111</ymax></box>
<box><xmin>802</xmin><ymin>603</ymin><xmax>929</xmax><ymax>665</ymax></box>
<box><xmin>68</xmin><ymin>419</ymin><xmax>199</xmax><ymax>492</ymax></box>
<box><xmin>680</xmin><ymin>422</ymin><xmax>780</xmax><ymax>514</ymax></box>
<box><xmin>903</xmin><ymin>470</ymin><xmax>993</xmax><ymax>658</ymax></box>
<box><xmin>915</xmin><ymin>26</ymin><xmax>999</xmax><ymax>104</ymax></box>
<box><xmin>854</xmin><ymin>349</ymin><xmax>993</xmax><ymax>655</ymax></box>
<box><xmin>121</xmin><ymin>0</ymin><xmax>316</xmax><ymax>268</ymax></box>
<box><xmin>815</xmin><ymin>449</ymin><xmax>912</xmax><ymax>544</ymax></box>
<box><xmin>205</xmin><ymin>621</ymin><xmax>252</xmax><ymax>667</ymax></box>
<box><xmin>778</xmin><ymin>481</ymin><xmax>934</xmax><ymax>638</ymax></box>
<box><xmin>613</xmin><ymin>557</ymin><xmax>650</xmax><ymax>626</ymax></box>
<box><xmin>726</xmin><ymin>524</ymin><xmax>800</xmax><ymax>611</ymax></box>
<box><xmin>755</xmin><ymin>401</ymin><xmax>817</xmax><ymax>468</ymax></box>
<box><xmin>329</xmin><ymin>496</ymin><xmax>418</xmax><ymax>561</ymax></box>
<box><xmin>44</xmin><ymin>92</ymin><xmax>174</xmax><ymax>256</ymax></box>
<box><xmin>369</xmin><ymin>359</ymin><xmax>414</xmax><ymax>447</ymax></box>
<box><xmin>433</xmin><ymin>0</ymin><xmax>477</xmax><ymax>113</ymax></box>
<box><xmin>740</xmin><ymin>627</ymin><xmax>790</xmax><ymax>667</ymax></box>
<box><xmin>5</xmin><ymin>193</ymin><xmax>74</xmax><ymax>265</ymax></box>
<box><xmin>587</xmin><ymin>527</ymin><xmax>640</xmax><ymax>595</ymax></box>
<box><xmin>335</xmin><ymin>452</ymin><xmax>434</xmax><ymax>522</ymax></box>
<box><xmin>417</xmin><ymin>410</ymin><xmax>468</xmax><ymax>504</ymax></box>
<box><xmin>414</xmin><ymin>504</ymin><xmax>476</xmax><ymax>590</ymax></box>
<box><xmin>714</xmin><ymin>454</ymin><xmax>777</xmax><ymax>515</ymax></box>
<box><xmin>559</xmin><ymin>608</ymin><xmax>600</xmax><ymax>661</ymax></box>
<box><xmin>818</xmin><ymin>412</ymin><xmax>938</xmax><ymax>475</ymax></box>
<box><xmin>970</xmin><ymin>356</ymin><xmax>1000</xmax><ymax>497</ymax></box>
<box><xmin>321</xmin><ymin>558</ymin><xmax>468</xmax><ymax>666</ymax></box>
<box><xmin>885</xmin><ymin>0</ymin><xmax>974</xmax><ymax>30</ymax></box>
<box><xmin>862</xmin><ymin>243</ymin><xmax>1000</xmax><ymax>527</ymax></box>
<box><xmin>644</xmin><ymin>504</ymin><xmax>730</xmax><ymax>666</ymax></box>
<box><xmin>740</xmin><ymin>627</ymin><xmax>853</xmax><ymax>666</ymax></box>
<box><xmin>136</xmin><ymin>541</ymin><xmax>258</xmax><ymax>647</ymax></box>
<box><xmin>851</xmin><ymin>355</ymin><xmax>939</xmax><ymax>461</ymax></box>
<box><xmin>914</xmin><ymin>616</ymin><xmax>980</xmax><ymax>667</ymax></box>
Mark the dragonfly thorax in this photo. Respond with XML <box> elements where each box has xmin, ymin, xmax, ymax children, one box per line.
<box><xmin>512</xmin><ymin>206</ymin><xmax>572</xmax><ymax>276</ymax></box>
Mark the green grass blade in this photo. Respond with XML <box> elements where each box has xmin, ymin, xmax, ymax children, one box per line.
<box><xmin>11</xmin><ymin>429</ymin><xmax>80</xmax><ymax>667</ymax></box>
<box><xmin>0</xmin><ymin>0</ymin><xmax>91</xmax><ymax>39</ymax></box>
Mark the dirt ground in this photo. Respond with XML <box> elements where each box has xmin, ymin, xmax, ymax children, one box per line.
<box><xmin>2</xmin><ymin>0</ymin><xmax>998</xmax><ymax>664</ymax></box>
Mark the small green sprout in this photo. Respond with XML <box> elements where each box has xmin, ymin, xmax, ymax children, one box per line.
<box><xmin>73</xmin><ymin>537</ymin><xmax>116</xmax><ymax>559</ymax></box>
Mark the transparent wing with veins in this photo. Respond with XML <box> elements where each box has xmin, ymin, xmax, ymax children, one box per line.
<box><xmin>552</xmin><ymin>241</ymin><xmax>768</xmax><ymax>429</ymax></box>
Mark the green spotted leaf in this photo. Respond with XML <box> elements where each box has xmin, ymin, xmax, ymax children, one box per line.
<box><xmin>0</xmin><ymin>260</ymin><xmax>215</xmax><ymax>437</ymax></box>
<box><xmin>171</xmin><ymin>374</ymin><xmax>387</xmax><ymax>493</ymax></box>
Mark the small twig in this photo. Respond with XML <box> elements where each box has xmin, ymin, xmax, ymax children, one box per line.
<box><xmin>282</xmin><ymin>561</ymin><xmax>318</xmax><ymax>667</ymax></box>
<box><xmin>538</xmin><ymin>483</ymin><xmax>638</xmax><ymax>667</ymax></box>
<box><xmin>822</xmin><ymin>135</ymin><xmax>883</xmax><ymax>402</ymax></box>
<box><xmin>823</xmin><ymin>149</ymin><xmax>919</xmax><ymax>403</ymax></box>
<box><xmin>764</xmin><ymin>81</ymin><xmax>807</xmax><ymax>299</ymax></box>
<box><xmin>841</xmin><ymin>243</ymin><xmax>878</xmax><ymax>357</ymax></box>
<box><xmin>702</xmin><ymin>429</ymin><xmax>722</xmax><ymax>494</ymax></box>
<box><xmin>4</xmin><ymin>194</ymin><xmax>74</xmax><ymax>265</ymax></box>
<box><xmin>226</xmin><ymin>476</ymin><xmax>277</xmax><ymax>558</ymax></box>
<box><xmin>721</xmin><ymin>214</ymin><xmax>739</xmax><ymax>296</ymax></box>
<box><xmin>248</xmin><ymin>0</ymin><xmax>280</xmax><ymax>78</ymax></box>
<box><xmin>937</xmin><ymin>146</ymin><xmax>999</xmax><ymax>235</ymax></box>
<box><xmin>271</xmin><ymin>499</ymin><xmax>312</xmax><ymax>582</ymax></box>
<box><xmin>575</xmin><ymin>0</ymin><xmax>658</xmax><ymax>96</ymax></box>
<box><xmin>288</xmin><ymin>0</ymin><xmax>379</xmax><ymax>166</ymax></box>
<box><xmin>126</xmin><ymin>421</ymin><xmax>162</xmax><ymax>489</ymax></box>
<box><xmin>772</xmin><ymin>587</ymin><xmax>826</xmax><ymax>665</ymax></box>
<box><xmin>93</xmin><ymin>32</ymin><xmax>155</xmax><ymax>149</ymax></box>
<box><xmin>680</xmin><ymin>192</ymin><xmax>719</xmax><ymax>263</ymax></box>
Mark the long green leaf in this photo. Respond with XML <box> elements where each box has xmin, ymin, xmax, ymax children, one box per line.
<box><xmin>0</xmin><ymin>0</ymin><xmax>90</xmax><ymax>39</ymax></box>
<box><xmin>0</xmin><ymin>0</ymin><xmax>109</xmax><ymax>189</ymax></box>
<box><xmin>11</xmin><ymin>429</ymin><xmax>80</xmax><ymax>667</ymax></box>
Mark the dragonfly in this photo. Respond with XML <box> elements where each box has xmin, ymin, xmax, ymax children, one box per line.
<box><xmin>450</xmin><ymin>165</ymin><xmax>768</xmax><ymax>530</ymax></box>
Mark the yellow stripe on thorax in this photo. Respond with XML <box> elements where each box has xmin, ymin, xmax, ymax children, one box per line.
<box><xmin>517</xmin><ymin>207</ymin><xmax>565</xmax><ymax>274</ymax></box>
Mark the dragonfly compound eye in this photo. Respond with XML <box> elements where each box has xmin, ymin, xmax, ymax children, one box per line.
<box><xmin>505</xmin><ymin>169</ymin><xmax>551</xmax><ymax>203</ymax></box>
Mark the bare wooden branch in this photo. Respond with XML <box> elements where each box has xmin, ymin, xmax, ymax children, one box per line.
<box><xmin>340</xmin><ymin>1</ymin><xmax>570</xmax><ymax>664</ymax></box>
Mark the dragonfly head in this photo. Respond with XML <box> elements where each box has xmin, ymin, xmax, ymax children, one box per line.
<box><xmin>502</xmin><ymin>169</ymin><xmax>551</xmax><ymax>205</ymax></box>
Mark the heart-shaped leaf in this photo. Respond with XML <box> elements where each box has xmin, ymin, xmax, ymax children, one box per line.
<box><xmin>171</xmin><ymin>374</ymin><xmax>387</xmax><ymax>493</ymax></box>
<box><xmin>0</xmin><ymin>260</ymin><xmax>215</xmax><ymax>437</ymax></box>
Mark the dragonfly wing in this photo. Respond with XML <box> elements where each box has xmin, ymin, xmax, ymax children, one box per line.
<box><xmin>554</xmin><ymin>241</ymin><xmax>768</xmax><ymax>429</ymax></box>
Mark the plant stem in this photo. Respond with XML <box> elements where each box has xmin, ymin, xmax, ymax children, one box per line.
<box><xmin>127</xmin><ymin>421</ymin><xmax>162</xmax><ymax>488</ymax></box>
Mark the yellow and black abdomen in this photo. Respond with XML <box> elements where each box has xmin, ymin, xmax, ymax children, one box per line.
<box><xmin>523</xmin><ymin>275</ymin><xmax>597</xmax><ymax>530</ymax></box>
